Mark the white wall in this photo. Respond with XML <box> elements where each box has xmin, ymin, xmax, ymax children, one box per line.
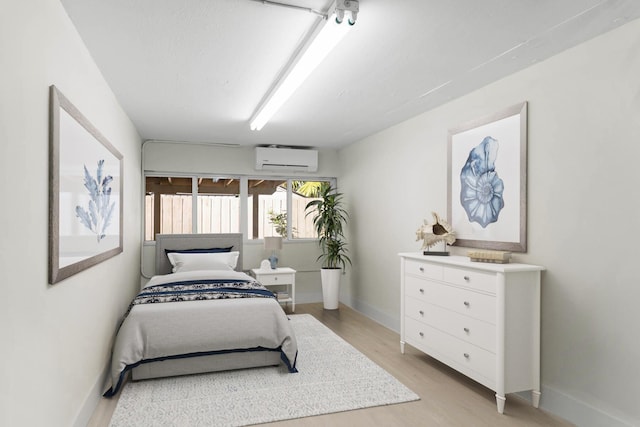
<box><xmin>339</xmin><ymin>18</ymin><xmax>640</xmax><ymax>426</ymax></box>
<box><xmin>0</xmin><ymin>2</ymin><xmax>142</xmax><ymax>426</ymax></box>
<box><xmin>141</xmin><ymin>141</ymin><xmax>340</xmax><ymax>302</ymax></box>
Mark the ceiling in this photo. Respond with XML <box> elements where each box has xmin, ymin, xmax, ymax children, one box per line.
<box><xmin>60</xmin><ymin>0</ymin><xmax>640</xmax><ymax>149</ymax></box>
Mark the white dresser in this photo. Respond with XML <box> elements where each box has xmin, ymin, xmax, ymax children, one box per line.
<box><xmin>399</xmin><ymin>253</ymin><xmax>544</xmax><ymax>413</ymax></box>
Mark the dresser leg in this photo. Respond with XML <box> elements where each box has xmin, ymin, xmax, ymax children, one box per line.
<box><xmin>532</xmin><ymin>390</ymin><xmax>541</xmax><ymax>408</ymax></box>
<box><xmin>495</xmin><ymin>394</ymin><xmax>506</xmax><ymax>414</ymax></box>
<box><xmin>400</xmin><ymin>341</ymin><xmax>405</xmax><ymax>354</ymax></box>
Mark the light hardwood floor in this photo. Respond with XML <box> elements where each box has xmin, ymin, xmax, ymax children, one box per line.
<box><xmin>89</xmin><ymin>303</ymin><xmax>573</xmax><ymax>426</ymax></box>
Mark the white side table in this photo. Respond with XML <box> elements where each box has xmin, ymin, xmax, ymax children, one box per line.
<box><xmin>251</xmin><ymin>267</ymin><xmax>296</xmax><ymax>312</ymax></box>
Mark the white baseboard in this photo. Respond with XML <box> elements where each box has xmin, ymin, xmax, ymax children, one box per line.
<box><xmin>346</xmin><ymin>297</ymin><xmax>399</xmax><ymax>333</ymax></box>
<box><xmin>295</xmin><ymin>291</ymin><xmax>323</xmax><ymax>304</ymax></box>
<box><xmin>74</xmin><ymin>364</ymin><xmax>110</xmax><ymax>427</ymax></box>
<box><xmin>533</xmin><ymin>385</ymin><xmax>638</xmax><ymax>427</ymax></box>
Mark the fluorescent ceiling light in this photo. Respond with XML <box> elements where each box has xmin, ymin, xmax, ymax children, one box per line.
<box><xmin>249</xmin><ymin>11</ymin><xmax>353</xmax><ymax>131</ymax></box>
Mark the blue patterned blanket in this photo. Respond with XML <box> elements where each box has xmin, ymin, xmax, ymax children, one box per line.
<box><xmin>124</xmin><ymin>279</ymin><xmax>276</xmax><ymax>320</ymax></box>
<box><xmin>134</xmin><ymin>278</ymin><xmax>275</xmax><ymax>305</ymax></box>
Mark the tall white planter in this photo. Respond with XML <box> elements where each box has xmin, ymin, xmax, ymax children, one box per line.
<box><xmin>320</xmin><ymin>268</ymin><xmax>341</xmax><ymax>310</ymax></box>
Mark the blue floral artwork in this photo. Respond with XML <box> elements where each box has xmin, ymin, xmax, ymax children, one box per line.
<box><xmin>459</xmin><ymin>136</ymin><xmax>505</xmax><ymax>228</ymax></box>
<box><xmin>75</xmin><ymin>160</ymin><xmax>116</xmax><ymax>242</ymax></box>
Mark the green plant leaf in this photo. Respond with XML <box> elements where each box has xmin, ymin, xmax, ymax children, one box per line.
<box><xmin>304</xmin><ymin>184</ymin><xmax>351</xmax><ymax>269</ymax></box>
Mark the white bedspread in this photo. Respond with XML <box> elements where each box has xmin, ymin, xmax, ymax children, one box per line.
<box><xmin>104</xmin><ymin>270</ymin><xmax>298</xmax><ymax>396</ymax></box>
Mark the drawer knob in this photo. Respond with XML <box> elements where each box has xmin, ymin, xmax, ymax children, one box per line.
<box><xmin>463</xmin><ymin>327</ymin><xmax>470</xmax><ymax>333</ymax></box>
<box><xmin>419</xmin><ymin>310</ymin><xmax>424</xmax><ymax>316</ymax></box>
<box><xmin>419</xmin><ymin>288</ymin><xmax>425</xmax><ymax>293</ymax></box>
<box><xmin>274</xmin><ymin>277</ymin><xmax>278</xmax><ymax>281</ymax></box>
<box><xmin>419</xmin><ymin>332</ymin><xmax>424</xmax><ymax>337</ymax></box>
<box><xmin>419</xmin><ymin>267</ymin><xmax>425</xmax><ymax>272</ymax></box>
<box><xmin>463</xmin><ymin>301</ymin><xmax>470</xmax><ymax>307</ymax></box>
<box><xmin>463</xmin><ymin>276</ymin><xmax>470</xmax><ymax>281</ymax></box>
<box><xmin>463</xmin><ymin>353</ymin><xmax>470</xmax><ymax>359</ymax></box>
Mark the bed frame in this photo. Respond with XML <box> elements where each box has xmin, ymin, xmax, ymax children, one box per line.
<box><xmin>131</xmin><ymin>233</ymin><xmax>281</xmax><ymax>381</ymax></box>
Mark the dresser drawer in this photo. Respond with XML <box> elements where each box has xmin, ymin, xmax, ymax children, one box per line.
<box><xmin>405</xmin><ymin>276</ymin><xmax>496</xmax><ymax>324</ymax></box>
<box><xmin>405</xmin><ymin>296</ymin><xmax>496</xmax><ymax>352</ymax></box>
<box><xmin>405</xmin><ymin>317</ymin><xmax>496</xmax><ymax>381</ymax></box>
<box><xmin>443</xmin><ymin>266</ymin><xmax>496</xmax><ymax>294</ymax></box>
<box><xmin>257</xmin><ymin>273</ymin><xmax>293</xmax><ymax>286</ymax></box>
<box><xmin>404</xmin><ymin>259</ymin><xmax>443</xmax><ymax>280</ymax></box>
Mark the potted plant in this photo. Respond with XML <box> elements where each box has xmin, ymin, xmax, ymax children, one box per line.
<box><xmin>305</xmin><ymin>184</ymin><xmax>351</xmax><ymax>309</ymax></box>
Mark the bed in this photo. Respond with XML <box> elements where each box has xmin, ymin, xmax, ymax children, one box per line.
<box><xmin>104</xmin><ymin>233</ymin><xmax>298</xmax><ymax>397</ymax></box>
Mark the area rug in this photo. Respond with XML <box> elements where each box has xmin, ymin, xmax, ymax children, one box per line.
<box><xmin>109</xmin><ymin>314</ymin><xmax>419</xmax><ymax>426</ymax></box>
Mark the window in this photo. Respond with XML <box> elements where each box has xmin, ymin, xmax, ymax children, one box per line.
<box><xmin>290</xmin><ymin>180</ymin><xmax>330</xmax><ymax>239</ymax></box>
<box><xmin>197</xmin><ymin>178</ymin><xmax>240</xmax><ymax>234</ymax></box>
<box><xmin>247</xmin><ymin>179</ymin><xmax>287</xmax><ymax>240</ymax></box>
<box><xmin>246</xmin><ymin>179</ymin><xmax>331</xmax><ymax>240</ymax></box>
<box><xmin>145</xmin><ymin>176</ymin><xmax>240</xmax><ymax>241</ymax></box>
<box><xmin>144</xmin><ymin>175</ymin><xmax>334</xmax><ymax>241</ymax></box>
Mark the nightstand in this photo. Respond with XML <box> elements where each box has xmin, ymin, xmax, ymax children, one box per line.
<box><xmin>251</xmin><ymin>267</ymin><xmax>296</xmax><ymax>312</ymax></box>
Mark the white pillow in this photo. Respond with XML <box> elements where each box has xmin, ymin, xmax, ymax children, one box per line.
<box><xmin>166</xmin><ymin>251</ymin><xmax>239</xmax><ymax>273</ymax></box>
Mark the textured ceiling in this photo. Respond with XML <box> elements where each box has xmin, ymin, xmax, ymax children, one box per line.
<box><xmin>60</xmin><ymin>0</ymin><xmax>640</xmax><ymax>149</ymax></box>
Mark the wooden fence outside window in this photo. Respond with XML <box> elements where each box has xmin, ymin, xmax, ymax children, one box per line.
<box><xmin>145</xmin><ymin>194</ymin><xmax>316</xmax><ymax>241</ymax></box>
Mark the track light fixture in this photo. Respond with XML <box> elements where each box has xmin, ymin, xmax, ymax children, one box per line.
<box><xmin>335</xmin><ymin>0</ymin><xmax>358</xmax><ymax>25</ymax></box>
<box><xmin>249</xmin><ymin>0</ymin><xmax>359</xmax><ymax>131</ymax></box>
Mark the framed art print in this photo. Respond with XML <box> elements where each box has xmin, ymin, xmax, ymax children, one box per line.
<box><xmin>49</xmin><ymin>85</ymin><xmax>123</xmax><ymax>284</ymax></box>
<box><xmin>447</xmin><ymin>102</ymin><xmax>527</xmax><ymax>252</ymax></box>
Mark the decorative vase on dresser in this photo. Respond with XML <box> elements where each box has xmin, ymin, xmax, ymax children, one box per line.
<box><xmin>399</xmin><ymin>253</ymin><xmax>544</xmax><ymax>414</ymax></box>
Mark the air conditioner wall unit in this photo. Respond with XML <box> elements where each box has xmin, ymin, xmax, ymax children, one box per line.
<box><xmin>255</xmin><ymin>147</ymin><xmax>318</xmax><ymax>172</ymax></box>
